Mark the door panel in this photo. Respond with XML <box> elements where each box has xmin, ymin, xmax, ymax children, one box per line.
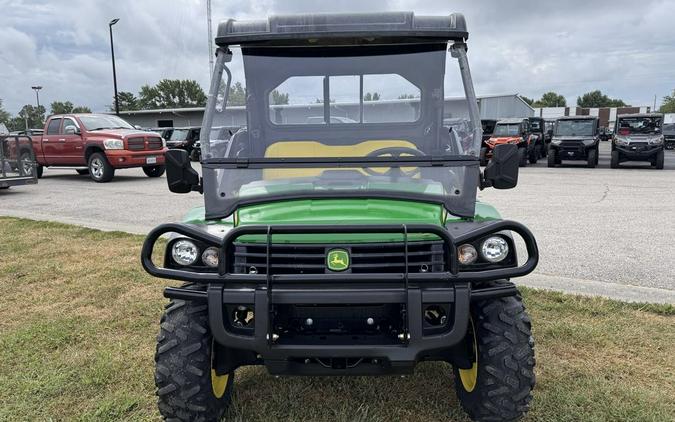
<box><xmin>61</xmin><ymin>118</ymin><xmax>86</xmax><ymax>165</ymax></box>
<box><xmin>42</xmin><ymin>118</ymin><xmax>63</xmax><ymax>165</ymax></box>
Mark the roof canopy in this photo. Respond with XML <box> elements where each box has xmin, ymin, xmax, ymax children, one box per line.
<box><xmin>216</xmin><ymin>12</ymin><xmax>468</xmax><ymax>47</ymax></box>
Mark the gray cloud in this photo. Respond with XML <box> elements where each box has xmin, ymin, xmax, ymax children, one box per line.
<box><xmin>1</xmin><ymin>0</ymin><xmax>673</xmax><ymax>114</ymax></box>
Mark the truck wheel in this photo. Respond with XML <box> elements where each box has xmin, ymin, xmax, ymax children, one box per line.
<box><xmin>190</xmin><ymin>148</ymin><xmax>201</xmax><ymax>162</ymax></box>
<box><xmin>88</xmin><ymin>152</ymin><xmax>115</xmax><ymax>182</ymax></box>
<box><xmin>654</xmin><ymin>149</ymin><xmax>664</xmax><ymax>169</ymax></box>
<box><xmin>587</xmin><ymin>149</ymin><xmax>597</xmax><ymax>168</ymax></box>
<box><xmin>453</xmin><ymin>292</ymin><xmax>535</xmax><ymax>422</ymax></box>
<box><xmin>36</xmin><ymin>165</ymin><xmax>43</xmax><ymax>179</ymax></box>
<box><xmin>528</xmin><ymin>147</ymin><xmax>538</xmax><ymax>164</ymax></box>
<box><xmin>518</xmin><ymin>148</ymin><xmax>528</xmax><ymax>167</ymax></box>
<box><xmin>479</xmin><ymin>147</ymin><xmax>488</xmax><ymax>167</ymax></box>
<box><xmin>76</xmin><ymin>169</ymin><xmax>89</xmax><ymax>175</ymax></box>
<box><xmin>547</xmin><ymin>148</ymin><xmax>557</xmax><ymax>168</ymax></box>
<box><xmin>155</xmin><ymin>284</ymin><xmax>234</xmax><ymax>422</ymax></box>
<box><xmin>143</xmin><ymin>165</ymin><xmax>166</xmax><ymax>178</ymax></box>
<box><xmin>610</xmin><ymin>150</ymin><xmax>620</xmax><ymax>169</ymax></box>
<box><xmin>19</xmin><ymin>151</ymin><xmax>35</xmax><ymax>177</ymax></box>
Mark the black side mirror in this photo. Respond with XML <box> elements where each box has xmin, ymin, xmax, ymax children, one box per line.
<box><xmin>483</xmin><ymin>144</ymin><xmax>519</xmax><ymax>189</ymax></box>
<box><xmin>165</xmin><ymin>149</ymin><xmax>201</xmax><ymax>194</ymax></box>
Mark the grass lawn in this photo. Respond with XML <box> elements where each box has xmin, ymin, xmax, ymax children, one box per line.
<box><xmin>0</xmin><ymin>216</ymin><xmax>673</xmax><ymax>422</ymax></box>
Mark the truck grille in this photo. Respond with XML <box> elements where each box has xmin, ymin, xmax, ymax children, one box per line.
<box><xmin>127</xmin><ymin>137</ymin><xmax>163</xmax><ymax>151</ymax></box>
<box><xmin>232</xmin><ymin>241</ymin><xmax>446</xmax><ymax>275</ymax></box>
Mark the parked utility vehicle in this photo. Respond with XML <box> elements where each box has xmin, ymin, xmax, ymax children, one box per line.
<box><xmin>142</xmin><ymin>12</ymin><xmax>538</xmax><ymax>422</ymax></box>
<box><xmin>481</xmin><ymin>118</ymin><xmax>539</xmax><ymax>166</ymax></box>
<box><xmin>611</xmin><ymin>113</ymin><xmax>665</xmax><ymax>169</ymax></box>
<box><xmin>548</xmin><ymin>116</ymin><xmax>600</xmax><ymax>168</ymax></box>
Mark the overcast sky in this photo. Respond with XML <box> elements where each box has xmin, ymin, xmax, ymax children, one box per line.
<box><xmin>1</xmin><ymin>0</ymin><xmax>674</xmax><ymax>114</ymax></box>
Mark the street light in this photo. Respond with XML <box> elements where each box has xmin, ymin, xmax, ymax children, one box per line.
<box><xmin>31</xmin><ymin>86</ymin><xmax>42</xmax><ymax>109</ymax></box>
<box><xmin>109</xmin><ymin>18</ymin><xmax>120</xmax><ymax>115</ymax></box>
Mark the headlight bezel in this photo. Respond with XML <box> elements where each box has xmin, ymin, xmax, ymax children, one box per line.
<box><xmin>480</xmin><ymin>236</ymin><xmax>510</xmax><ymax>263</ymax></box>
<box><xmin>103</xmin><ymin>138</ymin><xmax>125</xmax><ymax>150</ymax></box>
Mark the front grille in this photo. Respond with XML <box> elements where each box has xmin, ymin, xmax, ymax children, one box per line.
<box><xmin>127</xmin><ymin>137</ymin><xmax>163</xmax><ymax>151</ymax></box>
<box><xmin>628</xmin><ymin>142</ymin><xmax>647</xmax><ymax>147</ymax></box>
<box><xmin>232</xmin><ymin>241</ymin><xmax>446</xmax><ymax>275</ymax></box>
<box><xmin>127</xmin><ymin>137</ymin><xmax>145</xmax><ymax>151</ymax></box>
<box><xmin>559</xmin><ymin>140</ymin><xmax>584</xmax><ymax>152</ymax></box>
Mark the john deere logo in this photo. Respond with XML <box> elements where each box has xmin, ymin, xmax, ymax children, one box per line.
<box><xmin>327</xmin><ymin>249</ymin><xmax>350</xmax><ymax>272</ymax></box>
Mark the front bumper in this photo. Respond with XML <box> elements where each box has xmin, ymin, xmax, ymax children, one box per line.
<box><xmin>106</xmin><ymin>148</ymin><xmax>167</xmax><ymax>168</ymax></box>
<box><xmin>550</xmin><ymin>140</ymin><xmax>595</xmax><ymax>160</ymax></box>
<box><xmin>615</xmin><ymin>143</ymin><xmax>662</xmax><ymax>159</ymax></box>
<box><xmin>141</xmin><ymin>222</ymin><xmax>538</xmax><ymax>374</ymax></box>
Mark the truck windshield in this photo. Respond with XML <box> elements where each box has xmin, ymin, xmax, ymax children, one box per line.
<box><xmin>200</xmin><ymin>44</ymin><xmax>482</xmax><ymax>219</ymax></box>
<box><xmin>617</xmin><ymin>116</ymin><xmax>662</xmax><ymax>135</ymax></box>
<box><xmin>493</xmin><ymin>124</ymin><xmax>520</xmax><ymax>136</ymax></box>
<box><xmin>79</xmin><ymin>115</ymin><xmax>134</xmax><ymax>131</ymax></box>
<box><xmin>555</xmin><ymin>120</ymin><xmax>595</xmax><ymax>136</ymax></box>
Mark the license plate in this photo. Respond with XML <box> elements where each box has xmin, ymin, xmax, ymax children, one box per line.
<box><xmin>146</xmin><ymin>156</ymin><xmax>157</xmax><ymax>164</ymax></box>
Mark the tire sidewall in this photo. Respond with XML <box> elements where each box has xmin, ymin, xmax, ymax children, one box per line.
<box><xmin>88</xmin><ymin>152</ymin><xmax>114</xmax><ymax>182</ymax></box>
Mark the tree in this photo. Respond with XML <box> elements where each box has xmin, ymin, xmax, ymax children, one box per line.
<box><xmin>138</xmin><ymin>79</ymin><xmax>207</xmax><ymax>109</ymax></box>
<box><xmin>398</xmin><ymin>94</ymin><xmax>419</xmax><ymax>100</ymax></box>
<box><xmin>9</xmin><ymin>105</ymin><xmax>46</xmax><ymax>130</ymax></box>
<box><xmin>577</xmin><ymin>90</ymin><xmax>627</xmax><ymax>108</ymax></box>
<box><xmin>520</xmin><ymin>96</ymin><xmax>534</xmax><ymax>106</ymax></box>
<box><xmin>221</xmin><ymin>81</ymin><xmax>246</xmax><ymax>107</ymax></box>
<box><xmin>659</xmin><ymin>89</ymin><xmax>675</xmax><ymax>113</ymax></box>
<box><xmin>51</xmin><ymin>101</ymin><xmax>91</xmax><ymax>115</ymax></box>
<box><xmin>270</xmin><ymin>89</ymin><xmax>289</xmax><ymax>105</ymax></box>
<box><xmin>363</xmin><ymin>92</ymin><xmax>380</xmax><ymax>101</ymax></box>
<box><xmin>112</xmin><ymin>91</ymin><xmax>139</xmax><ymax>111</ymax></box>
<box><xmin>0</xmin><ymin>99</ymin><xmax>10</xmax><ymax>125</ymax></box>
<box><xmin>534</xmin><ymin>92</ymin><xmax>567</xmax><ymax>107</ymax></box>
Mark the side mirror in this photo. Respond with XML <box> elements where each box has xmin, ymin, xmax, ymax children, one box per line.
<box><xmin>483</xmin><ymin>144</ymin><xmax>519</xmax><ymax>189</ymax></box>
<box><xmin>165</xmin><ymin>149</ymin><xmax>201</xmax><ymax>194</ymax></box>
<box><xmin>64</xmin><ymin>126</ymin><xmax>79</xmax><ymax>135</ymax></box>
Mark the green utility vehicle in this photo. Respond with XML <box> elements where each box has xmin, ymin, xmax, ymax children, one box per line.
<box><xmin>142</xmin><ymin>12</ymin><xmax>539</xmax><ymax>422</ymax></box>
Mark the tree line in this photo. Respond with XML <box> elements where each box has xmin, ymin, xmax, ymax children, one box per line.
<box><xmin>520</xmin><ymin>89</ymin><xmax>675</xmax><ymax>110</ymax></box>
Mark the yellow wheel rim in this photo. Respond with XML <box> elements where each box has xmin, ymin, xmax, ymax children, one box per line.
<box><xmin>211</xmin><ymin>369</ymin><xmax>229</xmax><ymax>399</ymax></box>
<box><xmin>458</xmin><ymin>317</ymin><xmax>478</xmax><ymax>392</ymax></box>
<box><xmin>210</xmin><ymin>339</ymin><xmax>229</xmax><ymax>399</ymax></box>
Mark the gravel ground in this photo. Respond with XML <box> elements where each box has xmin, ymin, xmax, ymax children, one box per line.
<box><xmin>1</xmin><ymin>142</ymin><xmax>673</xmax><ymax>302</ymax></box>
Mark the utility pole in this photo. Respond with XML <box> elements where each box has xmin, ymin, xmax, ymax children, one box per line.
<box><xmin>31</xmin><ymin>86</ymin><xmax>42</xmax><ymax>109</ymax></box>
<box><xmin>207</xmin><ymin>0</ymin><xmax>214</xmax><ymax>77</ymax></box>
<box><xmin>109</xmin><ymin>18</ymin><xmax>120</xmax><ymax>115</ymax></box>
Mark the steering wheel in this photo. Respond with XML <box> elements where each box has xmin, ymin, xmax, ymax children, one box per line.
<box><xmin>364</xmin><ymin>147</ymin><xmax>426</xmax><ymax>177</ymax></box>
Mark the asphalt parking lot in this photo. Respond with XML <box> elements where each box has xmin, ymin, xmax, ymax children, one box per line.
<box><xmin>1</xmin><ymin>142</ymin><xmax>674</xmax><ymax>303</ymax></box>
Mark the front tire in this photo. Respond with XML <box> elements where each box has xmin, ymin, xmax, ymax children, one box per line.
<box><xmin>155</xmin><ymin>285</ymin><xmax>234</xmax><ymax>422</ymax></box>
<box><xmin>610</xmin><ymin>150</ymin><xmax>620</xmax><ymax>169</ymax></box>
<box><xmin>88</xmin><ymin>152</ymin><xmax>114</xmax><ymax>182</ymax></box>
<box><xmin>454</xmin><ymin>293</ymin><xmax>535</xmax><ymax>422</ymax></box>
<box><xmin>587</xmin><ymin>149</ymin><xmax>597</xmax><ymax>168</ymax></box>
<box><xmin>528</xmin><ymin>146</ymin><xmax>538</xmax><ymax>164</ymax></box>
<box><xmin>547</xmin><ymin>148</ymin><xmax>557</xmax><ymax>168</ymax></box>
<box><xmin>479</xmin><ymin>147</ymin><xmax>488</xmax><ymax>167</ymax></box>
<box><xmin>518</xmin><ymin>147</ymin><xmax>528</xmax><ymax>167</ymax></box>
<box><xmin>654</xmin><ymin>149</ymin><xmax>664</xmax><ymax>169</ymax></box>
<box><xmin>143</xmin><ymin>165</ymin><xmax>166</xmax><ymax>178</ymax></box>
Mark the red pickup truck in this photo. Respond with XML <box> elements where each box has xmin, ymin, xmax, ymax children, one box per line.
<box><xmin>18</xmin><ymin>113</ymin><xmax>168</xmax><ymax>182</ymax></box>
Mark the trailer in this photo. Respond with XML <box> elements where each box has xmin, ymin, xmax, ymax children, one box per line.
<box><xmin>0</xmin><ymin>125</ymin><xmax>39</xmax><ymax>189</ymax></box>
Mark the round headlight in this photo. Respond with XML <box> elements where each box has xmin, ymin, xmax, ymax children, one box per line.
<box><xmin>201</xmin><ymin>247</ymin><xmax>219</xmax><ymax>268</ymax></box>
<box><xmin>481</xmin><ymin>236</ymin><xmax>509</xmax><ymax>263</ymax></box>
<box><xmin>171</xmin><ymin>239</ymin><xmax>199</xmax><ymax>266</ymax></box>
<box><xmin>457</xmin><ymin>243</ymin><xmax>478</xmax><ymax>265</ymax></box>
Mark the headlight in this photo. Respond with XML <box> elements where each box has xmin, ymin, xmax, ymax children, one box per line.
<box><xmin>649</xmin><ymin>136</ymin><xmax>664</xmax><ymax>145</ymax></box>
<box><xmin>614</xmin><ymin>137</ymin><xmax>629</xmax><ymax>146</ymax></box>
<box><xmin>171</xmin><ymin>239</ymin><xmax>199</xmax><ymax>266</ymax></box>
<box><xmin>457</xmin><ymin>244</ymin><xmax>478</xmax><ymax>265</ymax></box>
<box><xmin>103</xmin><ymin>139</ymin><xmax>124</xmax><ymax>150</ymax></box>
<box><xmin>201</xmin><ymin>247</ymin><xmax>219</xmax><ymax>268</ymax></box>
<box><xmin>481</xmin><ymin>236</ymin><xmax>509</xmax><ymax>263</ymax></box>
<box><xmin>551</xmin><ymin>139</ymin><xmax>562</xmax><ymax>145</ymax></box>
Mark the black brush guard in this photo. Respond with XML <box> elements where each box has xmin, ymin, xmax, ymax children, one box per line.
<box><xmin>141</xmin><ymin>221</ymin><xmax>538</xmax><ymax>371</ymax></box>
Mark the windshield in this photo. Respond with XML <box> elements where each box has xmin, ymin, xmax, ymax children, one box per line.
<box><xmin>170</xmin><ymin>129</ymin><xmax>189</xmax><ymax>142</ymax></box>
<box><xmin>662</xmin><ymin>123</ymin><xmax>675</xmax><ymax>134</ymax></box>
<box><xmin>200</xmin><ymin>44</ymin><xmax>482</xmax><ymax>219</ymax></box>
<box><xmin>79</xmin><ymin>115</ymin><xmax>134</xmax><ymax>131</ymax></box>
<box><xmin>493</xmin><ymin>124</ymin><xmax>520</xmax><ymax>137</ymax></box>
<box><xmin>617</xmin><ymin>116</ymin><xmax>662</xmax><ymax>135</ymax></box>
<box><xmin>555</xmin><ymin>120</ymin><xmax>596</xmax><ymax>136</ymax></box>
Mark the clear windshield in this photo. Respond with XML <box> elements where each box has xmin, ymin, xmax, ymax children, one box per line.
<box><xmin>617</xmin><ymin>116</ymin><xmax>662</xmax><ymax>135</ymax></box>
<box><xmin>170</xmin><ymin>129</ymin><xmax>189</xmax><ymax>142</ymax></box>
<box><xmin>493</xmin><ymin>124</ymin><xmax>520</xmax><ymax>137</ymax></box>
<box><xmin>200</xmin><ymin>44</ymin><xmax>482</xmax><ymax>219</ymax></box>
<box><xmin>555</xmin><ymin>120</ymin><xmax>596</xmax><ymax>136</ymax></box>
<box><xmin>79</xmin><ymin>115</ymin><xmax>134</xmax><ymax>131</ymax></box>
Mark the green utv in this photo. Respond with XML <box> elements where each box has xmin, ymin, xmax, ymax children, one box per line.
<box><xmin>142</xmin><ymin>12</ymin><xmax>539</xmax><ymax>422</ymax></box>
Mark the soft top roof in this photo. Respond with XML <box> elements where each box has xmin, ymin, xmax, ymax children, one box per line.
<box><xmin>617</xmin><ymin>113</ymin><xmax>663</xmax><ymax>118</ymax></box>
<box><xmin>216</xmin><ymin>12</ymin><xmax>467</xmax><ymax>47</ymax></box>
<box><xmin>496</xmin><ymin>118</ymin><xmax>527</xmax><ymax>124</ymax></box>
<box><xmin>555</xmin><ymin>116</ymin><xmax>598</xmax><ymax>121</ymax></box>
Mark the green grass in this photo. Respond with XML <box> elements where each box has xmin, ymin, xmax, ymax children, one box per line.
<box><xmin>0</xmin><ymin>216</ymin><xmax>673</xmax><ymax>421</ymax></box>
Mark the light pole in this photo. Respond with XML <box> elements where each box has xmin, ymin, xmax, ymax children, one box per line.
<box><xmin>109</xmin><ymin>18</ymin><xmax>120</xmax><ymax>115</ymax></box>
<box><xmin>31</xmin><ymin>86</ymin><xmax>42</xmax><ymax>109</ymax></box>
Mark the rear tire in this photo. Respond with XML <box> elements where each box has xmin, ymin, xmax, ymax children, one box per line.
<box><xmin>19</xmin><ymin>151</ymin><xmax>35</xmax><ymax>177</ymax></box>
<box><xmin>610</xmin><ymin>150</ymin><xmax>620</xmax><ymax>169</ymax></box>
<box><xmin>453</xmin><ymin>291</ymin><xmax>535</xmax><ymax>422</ymax></box>
<box><xmin>479</xmin><ymin>147</ymin><xmax>488</xmax><ymax>167</ymax></box>
<box><xmin>143</xmin><ymin>165</ymin><xmax>166</xmax><ymax>178</ymax></box>
<box><xmin>88</xmin><ymin>152</ymin><xmax>114</xmax><ymax>182</ymax></box>
<box><xmin>654</xmin><ymin>149</ymin><xmax>664</xmax><ymax>169</ymax></box>
<box><xmin>586</xmin><ymin>149</ymin><xmax>597</xmax><ymax>168</ymax></box>
<box><xmin>518</xmin><ymin>147</ymin><xmax>527</xmax><ymax>167</ymax></box>
<box><xmin>547</xmin><ymin>148</ymin><xmax>557</xmax><ymax>168</ymax></box>
<box><xmin>155</xmin><ymin>285</ymin><xmax>234</xmax><ymax>422</ymax></box>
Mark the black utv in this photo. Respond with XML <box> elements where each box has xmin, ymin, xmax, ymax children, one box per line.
<box><xmin>527</xmin><ymin>117</ymin><xmax>548</xmax><ymax>158</ymax></box>
<box><xmin>548</xmin><ymin>116</ymin><xmax>600</xmax><ymax>168</ymax></box>
<box><xmin>611</xmin><ymin>113</ymin><xmax>665</xmax><ymax>169</ymax></box>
